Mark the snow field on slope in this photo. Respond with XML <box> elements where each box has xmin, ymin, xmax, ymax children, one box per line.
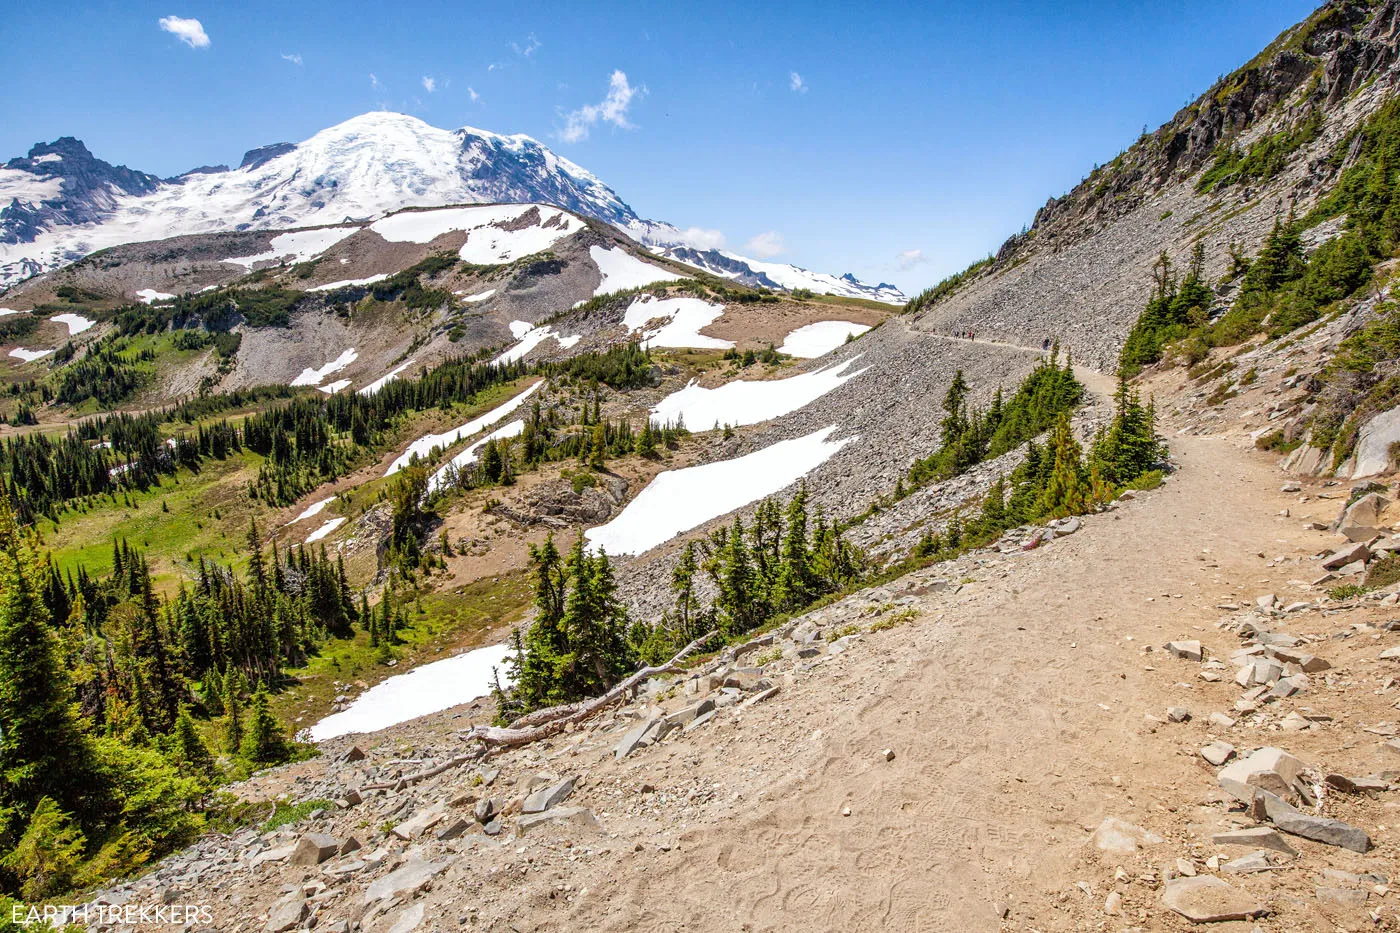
<box><xmin>305</xmin><ymin>517</ymin><xmax>347</xmax><ymax>543</ymax></box>
<box><xmin>135</xmin><ymin>288</ymin><xmax>175</xmax><ymax>305</ymax></box>
<box><xmin>291</xmin><ymin>348</ymin><xmax>358</xmax><ymax>387</ymax></box>
<box><xmin>492</xmin><ymin>323</ymin><xmax>581</xmax><ymax>365</ymax></box>
<box><xmin>224</xmin><ymin>227</ymin><xmax>361</xmax><ymax>270</ymax></box>
<box><xmin>622</xmin><ymin>296</ymin><xmax>732</xmax><ymax>349</ymax></box>
<box><xmin>369</xmin><ymin>205</ymin><xmax>584</xmax><ymax>265</ymax></box>
<box><xmin>49</xmin><ymin>312</ymin><xmax>96</xmax><ymax>335</ymax></box>
<box><xmin>589</xmin><ymin>245</ymin><xmax>682</xmax><ymax>296</ymax></box>
<box><xmin>385</xmin><ymin>380</ymin><xmax>542</xmax><ymax>478</ymax></box>
<box><xmin>428</xmin><ymin>419</ymin><xmax>525</xmax><ymax>495</ymax></box>
<box><xmin>0</xmin><ymin>309</ymin><xmax>26</xmax><ymax>318</ymax></box>
<box><xmin>8</xmin><ymin>348</ymin><xmax>52</xmax><ymax>362</ymax></box>
<box><xmin>779</xmin><ymin>320</ymin><xmax>871</xmax><ymax>358</ymax></box>
<box><xmin>318</xmin><ymin>379</ymin><xmax>352</xmax><ymax>395</ymax></box>
<box><xmin>307</xmin><ymin>640</ymin><xmax>514</xmax><ymax>741</ymax></box>
<box><xmin>460</xmin><ymin>289</ymin><xmax>496</xmax><ymax>303</ymax></box>
<box><xmin>650</xmin><ymin>357</ymin><xmax>866</xmax><ymax>430</ymax></box>
<box><xmin>286</xmin><ymin>497</ymin><xmax>335</xmax><ymax>525</ymax></box>
<box><xmin>358</xmin><ymin>360</ymin><xmax>415</xmax><ymax>396</ymax></box>
<box><xmin>308</xmin><ymin>273</ymin><xmax>388</xmax><ymax>292</ymax></box>
<box><xmin>584</xmin><ymin>426</ymin><xmax>856</xmax><ymax>556</ymax></box>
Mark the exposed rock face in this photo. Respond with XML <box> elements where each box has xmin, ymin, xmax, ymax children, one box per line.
<box><xmin>1</xmin><ymin>137</ymin><xmax>161</xmax><ymax>244</ymax></box>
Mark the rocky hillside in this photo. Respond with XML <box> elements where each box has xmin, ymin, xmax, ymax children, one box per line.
<box><xmin>913</xmin><ymin>0</ymin><xmax>1400</xmax><ymax>365</ymax></box>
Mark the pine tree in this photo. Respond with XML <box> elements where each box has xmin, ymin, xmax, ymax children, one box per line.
<box><xmin>0</xmin><ymin>495</ymin><xmax>101</xmax><ymax>828</ymax></box>
<box><xmin>173</xmin><ymin>706</ymin><xmax>214</xmax><ymax>776</ymax></box>
<box><xmin>240</xmin><ymin>689</ymin><xmax>288</xmax><ymax>765</ymax></box>
<box><xmin>589</xmin><ymin>423</ymin><xmax>607</xmax><ymax>470</ymax></box>
<box><xmin>1040</xmin><ymin>412</ymin><xmax>1091</xmax><ymax>517</ymax></box>
<box><xmin>222</xmin><ymin>669</ymin><xmax>246</xmax><ymax>753</ymax></box>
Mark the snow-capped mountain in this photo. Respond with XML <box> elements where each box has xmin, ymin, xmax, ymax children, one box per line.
<box><xmin>0</xmin><ymin>112</ymin><xmax>905</xmax><ymax>304</ymax></box>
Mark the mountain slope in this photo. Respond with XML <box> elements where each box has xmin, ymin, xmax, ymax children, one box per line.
<box><xmin>0</xmin><ymin>112</ymin><xmax>904</xmax><ymax>303</ymax></box>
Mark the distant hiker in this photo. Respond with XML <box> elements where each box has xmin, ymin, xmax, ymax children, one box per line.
<box><xmin>1042</xmin><ymin>337</ymin><xmax>1050</xmax><ymax>351</ymax></box>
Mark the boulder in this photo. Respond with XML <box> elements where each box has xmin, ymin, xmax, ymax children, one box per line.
<box><xmin>363</xmin><ymin>858</ymin><xmax>449</xmax><ymax>904</ymax></box>
<box><xmin>1087</xmin><ymin>817</ymin><xmax>1163</xmax><ymax>855</ymax></box>
<box><xmin>1349</xmin><ymin>406</ymin><xmax>1400</xmax><ymax>478</ymax></box>
<box><xmin>1268</xmin><ymin>646</ymin><xmax>1330</xmax><ymax>672</ymax></box>
<box><xmin>664</xmin><ymin>698</ymin><xmax>715</xmax><ymax>727</ymax></box>
<box><xmin>1200</xmin><ymin>741</ymin><xmax>1236</xmax><ymax>766</ymax></box>
<box><xmin>523</xmin><ymin>776</ymin><xmax>576</xmax><ymax>814</ymax></box>
<box><xmin>473</xmin><ymin>797</ymin><xmax>496</xmax><ymax>823</ymax></box>
<box><xmin>1161</xmin><ymin>877</ymin><xmax>1265</xmax><ymax>923</ymax></box>
<box><xmin>1211</xmin><ymin>826</ymin><xmax>1298</xmax><ymax>857</ymax></box>
<box><xmin>1218</xmin><ymin>747</ymin><xmax>1306</xmax><ymax>804</ymax></box>
<box><xmin>1257</xmin><ymin>790</ymin><xmax>1371</xmax><ymax>853</ymax></box>
<box><xmin>1335</xmin><ymin>491</ymin><xmax>1390</xmax><ymax>541</ymax></box>
<box><xmin>1322</xmin><ymin>541</ymin><xmax>1371</xmax><ymax>570</ymax></box>
<box><xmin>1220</xmin><ymin>850</ymin><xmax>1278</xmax><ymax>873</ymax></box>
<box><xmin>1166</xmin><ymin>640</ymin><xmax>1203</xmax><ymax>661</ymax></box>
<box><xmin>516</xmin><ymin>806</ymin><xmax>600</xmax><ymax>835</ymax></box>
<box><xmin>386</xmin><ymin>904</ymin><xmax>425</xmax><ymax>933</ymax></box>
<box><xmin>615</xmin><ymin>716</ymin><xmax>660</xmax><ymax>760</ymax></box>
<box><xmin>265</xmin><ymin>894</ymin><xmax>307</xmax><ymax>933</ymax></box>
<box><xmin>289</xmin><ymin>833</ymin><xmax>343</xmax><ymax>866</ymax></box>
<box><xmin>391</xmin><ymin>809</ymin><xmax>443</xmax><ymax>840</ymax></box>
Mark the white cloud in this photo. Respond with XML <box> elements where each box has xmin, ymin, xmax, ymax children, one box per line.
<box><xmin>422</xmin><ymin>75</ymin><xmax>436</xmax><ymax>93</ymax></box>
<box><xmin>369</xmin><ymin>72</ymin><xmax>382</xmax><ymax>90</ymax></box>
<box><xmin>789</xmin><ymin>71</ymin><xmax>807</xmax><ymax>94</ymax></box>
<box><xmin>676</xmin><ymin>227</ymin><xmax>726</xmax><ymax>250</ymax></box>
<box><xmin>488</xmin><ymin>62</ymin><xmax>501</xmax><ymax>72</ymax></box>
<box><xmin>159</xmin><ymin>15</ymin><xmax>210</xmax><ymax>49</ymax></box>
<box><xmin>468</xmin><ymin>86</ymin><xmax>480</xmax><ymax>103</ymax></box>
<box><xmin>281</xmin><ymin>52</ymin><xmax>302</xmax><ymax>66</ymax></box>
<box><xmin>560</xmin><ymin>70</ymin><xmax>644</xmax><ymax>143</ymax></box>
<box><xmin>512</xmin><ymin>33</ymin><xmax>541</xmax><ymax>57</ymax></box>
<box><xmin>898</xmin><ymin>249</ymin><xmax>927</xmax><ymax>270</ymax></box>
<box><xmin>746</xmin><ymin>231</ymin><xmax>785</xmax><ymax>258</ymax></box>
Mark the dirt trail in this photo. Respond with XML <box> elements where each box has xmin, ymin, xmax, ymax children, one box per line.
<box><xmin>546</xmin><ymin>420</ymin><xmax>1354</xmax><ymax>931</ymax></box>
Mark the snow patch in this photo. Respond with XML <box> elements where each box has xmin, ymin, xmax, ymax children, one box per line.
<box><xmin>385</xmin><ymin>380</ymin><xmax>542</xmax><ymax>477</ymax></box>
<box><xmin>8</xmin><ymin>348</ymin><xmax>52</xmax><ymax>363</ymax></box>
<box><xmin>651</xmin><ymin>357</ymin><xmax>867</xmax><ymax>430</ymax></box>
<box><xmin>0</xmin><ymin>308</ymin><xmax>28</xmax><ymax>318</ymax></box>
<box><xmin>308</xmin><ymin>273</ymin><xmax>388</xmax><ymax>292</ymax></box>
<box><xmin>286</xmin><ymin>497</ymin><xmax>335</xmax><ymax>525</ymax></box>
<box><xmin>492</xmin><ymin>323</ymin><xmax>581</xmax><ymax>365</ymax></box>
<box><xmin>358</xmin><ymin>360</ymin><xmax>415</xmax><ymax>396</ymax></box>
<box><xmin>460</xmin><ymin>288</ymin><xmax>495</xmax><ymax>303</ymax></box>
<box><xmin>779</xmin><ymin>321</ymin><xmax>871</xmax><ymax>358</ymax></box>
<box><xmin>589</xmin><ymin>245</ymin><xmax>682</xmax><ymax>296</ymax></box>
<box><xmin>307</xmin><ymin>640</ymin><xmax>514</xmax><ymax>740</ymax></box>
<box><xmin>428</xmin><ymin>419</ymin><xmax>526</xmax><ymax>494</ymax></box>
<box><xmin>305</xmin><ymin>517</ymin><xmax>347</xmax><ymax>543</ymax></box>
<box><xmin>370</xmin><ymin>204</ymin><xmax>584</xmax><ymax>265</ymax></box>
<box><xmin>49</xmin><ymin>312</ymin><xmax>96</xmax><ymax>335</ymax></box>
<box><xmin>135</xmin><ymin>288</ymin><xmax>176</xmax><ymax>305</ymax></box>
<box><xmin>622</xmin><ymin>296</ymin><xmax>732</xmax><ymax>349</ymax></box>
<box><xmin>291</xmin><ymin>348</ymin><xmax>358</xmax><ymax>387</ymax></box>
<box><xmin>318</xmin><ymin>379</ymin><xmax>352</xmax><ymax>395</ymax></box>
<box><xmin>585</xmin><ymin>426</ymin><xmax>856</xmax><ymax>556</ymax></box>
<box><xmin>224</xmin><ymin>227</ymin><xmax>360</xmax><ymax>270</ymax></box>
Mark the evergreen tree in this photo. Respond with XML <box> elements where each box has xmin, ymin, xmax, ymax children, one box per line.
<box><xmin>0</xmin><ymin>495</ymin><xmax>101</xmax><ymax>830</ymax></box>
<box><xmin>172</xmin><ymin>706</ymin><xmax>214</xmax><ymax>776</ymax></box>
<box><xmin>240</xmin><ymin>689</ymin><xmax>288</xmax><ymax>765</ymax></box>
<box><xmin>221</xmin><ymin>669</ymin><xmax>246</xmax><ymax>753</ymax></box>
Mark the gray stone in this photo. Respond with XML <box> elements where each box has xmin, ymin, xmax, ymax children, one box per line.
<box><xmin>290</xmin><ymin>833</ymin><xmax>343</xmax><ymax>866</ymax></box>
<box><xmin>1316</xmin><ymin>886</ymin><xmax>1368</xmax><ymax>908</ymax></box>
<box><xmin>482</xmin><ymin>818</ymin><xmax>502</xmax><ymax>836</ymax></box>
<box><xmin>1166</xmin><ymin>640</ymin><xmax>1203</xmax><ymax>661</ymax></box>
<box><xmin>523</xmin><ymin>776</ymin><xmax>576</xmax><ymax>814</ymax></box>
<box><xmin>1335</xmin><ymin>491</ymin><xmax>1389</xmax><ymax>541</ymax></box>
<box><xmin>473</xmin><ymin>797</ymin><xmax>495</xmax><ymax>824</ymax></box>
<box><xmin>1269</xmin><ymin>646</ymin><xmax>1330</xmax><ymax>671</ymax></box>
<box><xmin>434</xmin><ymin>819</ymin><xmax>470</xmax><ymax>841</ymax></box>
<box><xmin>1087</xmin><ymin>817</ymin><xmax>1163</xmax><ymax>855</ymax></box>
<box><xmin>1167</xmin><ymin>706</ymin><xmax>1191</xmax><ymax>723</ymax></box>
<box><xmin>1161</xmin><ymin>877</ymin><xmax>1265</xmax><ymax>923</ymax></box>
<box><xmin>516</xmin><ymin>806</ymin><xmax>600</xmax><ymax>835</ymax></box>
<box><xmin>1218</xmin><ymin>747</ymin><xmax>1306</xmax><ymax>804</ymax></box>
<box><xmin>792</xmin><ymin>620</ymin><xmax>819</xmax><ymax>644</ymax></box>
<box><xmin>723</xmin><ymin>667</ymin><xmax>766</xmax><ymax>690</ymax></box>
<box><xmin>615</xmin><ymin>716</ymin><xmax>660</xmax><ymax>760</ymax></box>
<box><xmin>684</xmin><ymin>710</ymin><xmax>717</xmax><ymax>732</ymax></box>
<box><xmin>1212</xmin><ymin>826</ymin><xmax>1298</xmax><ymax>856</ymax></box>
<box><xmin>265</xmin><ymin>894</ymin><xmax>307</xmax><ymax>933</ymax></box>
<box><xmin>1221</xmin><ymin>850</ymin><xmax>1278</xmax><ymax>873</ymax></box>
<box><xmin>1322</xmin><ymin>541</ymin><xmax>1371</xmax><ymax>571</ymax></box>
<box><xmin>392</xmin><ymin>809</ymin><xmax>443</xmax><ymax>840</ymax></box>
<box><xmin>386</xmin><ymin>903</ymin><xmax>425</xmax><ymax>933</ymax></box>
<box><xmin>339</xmin><ymin>745</ymin><xmax>367</xmax><ymax>763</ymax></box>
<box><xmin>1200</xmin><ymin>741</ymin><xmax>1236</xmax><ymax>766</ymax></box>
<box><xmin>1257</xmin><ymin>790</ymin><xmax>1371</xmax><ymax>853</ymax></box>
<box><xmin>362</xmin><ymin>858</ymin><xmax>449</xmax><ymax>904</ymax></box>
<box><xmin>664</xmin><ymin>698</ymin><xmax>715</xmax><ymax>727</ymax></box>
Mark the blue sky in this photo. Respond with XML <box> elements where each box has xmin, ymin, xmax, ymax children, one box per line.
<box><xmin>4</xmin><ymin>0</ymin><xmax>1319</xmax><ymax>294</ymax></box>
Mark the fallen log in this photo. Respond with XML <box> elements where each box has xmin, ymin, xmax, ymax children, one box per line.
<box><xmin>362</xmin><ymin>754</ymin><xmax>474</xmax><ymax>790</ymax></box>
<box><xmin>467</xmin><ymin>631</ymin><xmax>717</xmax><ymax>750</ymax></box>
